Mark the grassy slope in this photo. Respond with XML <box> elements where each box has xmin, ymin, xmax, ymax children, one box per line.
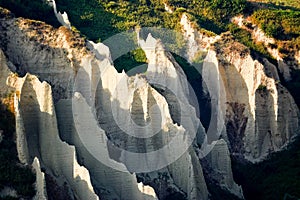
<box><xmin>248</xmin><ymin>0</ymin><xmax>300</xmax><ymax>9</ymax></box>
<box><xmin>55</xmin><ymin>0</ymin><xmax>184</xmax><ymax>72</ymax></box>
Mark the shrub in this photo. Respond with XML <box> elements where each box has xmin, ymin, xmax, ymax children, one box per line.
<box><xmin>257</xmin><ymin>84</ymin><xmax>267</xmax><ymax>91</ymax></box>
<box><xmin>228</xmin><ymin>23</ymin><xmax>271</xmax><ymax>58</ymax></box>
<box><xmin>252</xmin><ymin>9</ymin><xmax>300</xmax><ymax>40</ymax></box>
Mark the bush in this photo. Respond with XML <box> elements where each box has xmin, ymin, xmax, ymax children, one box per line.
<box><xmin>252</xmin><ymin>9</ymin><xmax>300</xmax><ymax>39</ymax></box>
<box><xmin>257</xmin><ymin>84</ymin><xmax>267</xmax><ymax>91</ymax></box>
<box><xmin>113</xmin><ymin>48</ymin><xmax>147</xmax><ymax>73</ymax></box>
<box><xmin>228</xmin><ymin>23</ymin><xmax>271</xmax><ymax>58</ymax></box>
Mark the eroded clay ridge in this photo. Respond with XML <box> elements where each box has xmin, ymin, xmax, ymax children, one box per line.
<box><xmin>0</xmin><ymin>5</ymin><xmax>299</xmax><ymax>200</ymax></box>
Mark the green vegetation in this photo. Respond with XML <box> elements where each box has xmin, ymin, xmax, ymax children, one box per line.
<box><xmin>55</xmin><ymin>0</ymin><xmax>185</xmax><ymax>72</ymax></box>
<box><xmin>252</xmin><ymin>9</ymin><xmax>300</xmax><ymax>40</ymax></box>
<box><xmin>168</xmin><ymin>0</ymin><xmax>246</xmax><ymax>22</ymax></box>
<box><xmin>114</xmin><ymin>48</ymin><xmax>147</xmax><ymax>73</ymax></box>
<box><xmin>0</xmin><ymin>0</ymin><xmax>59</xmax><ymax>27</ymax></box>
<box><xmin>257</xmin><ymin>84</ymin><xmax>267</xmax><ymax>91</ymax></box>
<box><xmin>56</xmin><ymin>0</ymin><xmax>119</xmax><ymax>41</ymax></box>
<box><xmin>0</xmin><ymin>102</ymin><xmax>36</xmax><ymax>199</ymax></box>
<box><xmin>167</xmin><ymin>0</ymin><xmax>247</xmax><ymax>33</ymax></box>
<box><xmin>227</xmin><ymin>23</ymin><xmax>271</xmax><ymax>58</ymax></box>
<box><xmin>232</xmin><ymin>136</ymin><xmax>300</xmax><ymax>200</ymax></box>
<box><xmin>56</xmin><ymin>0</ymin><xmax>182</xmax><ymax>41</ymax></box>
<box><xmin>0</xmin><ymin>1</ymin><xmax>300</xmax><ymax>200</ymax></box>
<box><xmin>0</xmin><ymin>0</ymin><xmax>280</xmax><ymax>75</ymax></box>
<box><xmin>249</xmin><ymin>0</ymin><xmax>300</xmax><ymax>9</ymax></box>
<box><xmin>54</xmin><ymin>0</ymin><xmax>247</xmax><ymax>72</ymax></box>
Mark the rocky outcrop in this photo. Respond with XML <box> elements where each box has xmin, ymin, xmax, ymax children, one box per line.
<box><xmin>0</xmin><ymin>9</ymin><xmax>86</xmax><ymax>101</ymax></box>
<box><xmin>74</xmin><ymin>37</ymin><xmax>208</xmax><ymax>199</ymax></box>
<box><xmin>56</xmin><ymin>96</ymin><xmax>158</xmax><ymax>200</ymax></box>
<box><xmin>203</xmin><ymin>139</ymin><xmax>243</xmax><ymax>198</ymax></box>
<box><xmin>0</xmin><ymin>49</ymin><xmax>14</xmax><ymax>97</ymax></box>
<box><xmin>47</xmin><ymin>0</ymin><xmax>71</xmax><ymax>29</ymax></box>
<box><xmin>180</xmin><ymin>13</ymin><xmax>218</xmax><ymax>63</ymax></box>
<box><xmin>0</xmin><ymin>8</ymin><xmax>208</xmax><ymax>200</ymax></box>
<box><xmin>32</xmin><ymin>157</ymin><xmax>48</xmax><ymax>200</ymax></box>
<box><xmin>203</xmin><ymin>34</ymin><xmax>299</xmax><ymax>161</ymax></box>
<box><xmin>179</xmin><ymin>13</ymin><xmax>299</xmax><ymax>162</ymax></box>
<box><xmin>139</xmin><ymin>33</ymin><xmax>243</xmax><ymax>197</ymax></box>
<box><xmin>232</xmin><ymin>15</ymin><xmax>300</xmax><ymax>81</ymax></box>
<box><xmin>0</xmin><ymin>45</ymin><xmax>98</xmax><ymax>199</ymax></box>
<box><xmin>9</xmin><ymin>72</ymin><xmax>99</xmax><ymax>200</ymax></box>
<box><xmin>1</xmin><ymin>3</ymin><xmax>299</xmax><ymax>199</ymax></box>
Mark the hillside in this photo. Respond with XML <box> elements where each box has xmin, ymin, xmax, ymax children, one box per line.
<box><xmin>0</xmin><ymin>0</ymin><xmax>299</xmax><ymax>200</ymax></box>
<box><xmin>248</xmin><ymin>0</ymin><xmax>300</xmax><ymax>9</ymax></box>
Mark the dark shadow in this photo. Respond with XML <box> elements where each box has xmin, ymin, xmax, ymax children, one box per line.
<box><xmin>171</xmin><ymin>53</ymin><xmax>212</xmax><ymax>132</ymax></box>
<box><xmin>19</xmin><ymin>76</ymin><xmax>42</xmax><ymax>164</ymax></box>
<box><xmin>45</xmin><ymin>173</ymin><xmax>73</xmax><ymax>200</ymax></box>
<box><xmin>284</xmin><ymin>69</ymin><xmax>300</xmax><ymax>109</ymax></box>
<box><xmin>232</xmin><ymin>136</ymin><xmax>300</xmax><ymax>200</ymax></box>
<box><xmin>0</xmin><ymin>100</ymin><xmax>36</xmax><ymax>199</ymax></box>
<box><xmin>254</xmin><ymin>86</ymin><xmax>276</xmax><ymax>155</ymax></box>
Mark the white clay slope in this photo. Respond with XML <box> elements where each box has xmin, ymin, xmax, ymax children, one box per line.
<box><xmin>139</xmin><ymin>34</ymin><xmax>242</xmax><ymax>198</ymax></box>
<box><xmin>6</xmin><ymin>69</ymin><xmax>99</xmax><ymax>199</ymax></box>
<box><xmin>203</xmin><ymin>35</ymin><xmax>299</xmax><ymax>161</ymax></box>
<box><xmin>74</xmin><ymin>41</ymin><xmax>209</xmax><ymax>199</ymax></box>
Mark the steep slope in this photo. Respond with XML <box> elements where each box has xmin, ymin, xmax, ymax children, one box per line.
<box><xmin>208</xmin><ymin>34</ymin><xmax>299</xmax><ymax>161</ymax></box>
<box><xmin>0</xmin><ymin>1</ymin><xmax>299</xmax><ymax>199</ymax></box>
<box><xmin>5</xmin><ymin>59</ymin><xmax>99</xmax><ymax>199</ymax></box>
<box><xmin>179</xmin><ymin>14</ymin><xmax>299</xmax><ymax>161</ymax></box>
<box><xmin>139</xmin><ymin>33</ymin><xmax>243</xmax><ymax>198</ymax></box>
<box><xmin>0</xmin><ymin>7</ymin><xmax>211</xmax><ymax>200</ymax></box>
<box><xmin>231</xmin><ymin>15</ymin><xmax>300</xmax><ymax>81</ymax></box>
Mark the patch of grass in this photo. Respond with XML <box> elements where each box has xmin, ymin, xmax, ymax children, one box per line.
<box><xmin>56</xmin><ymin>0</ymin><xmax>121</xmax><ymax>41</ymax></box>
<box><xmin>252</xmin><ymin>9</ymin><xmax>300</xmax><ymax>40</ymax></box>
<box><xmin>227</xmin><ymin>23</ymin><xmax>272</xmax><ymax>59</ymax></box>
<box><xmin>55</xmin><ymin>0</ymin><xmax>185</xmax><ymax>72</ymax></box>
<box><xmin>114</xmin><ymin>48</ymin><xmax>147</xmax><ymax>73</ymax></box>
<box><xmin>56</xmin><ymin>0</ymin><xmax>183</xmax><ymax>41</ymax></box>
<box><xmin>257</xmin><ymin>84</ymin><xmax>267</xmax><ymax>90</ymax></box>
<box><xmin>168</xmin><ymin>0</ymin><xmax>246</xmax><ymax>22</ymax></box>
